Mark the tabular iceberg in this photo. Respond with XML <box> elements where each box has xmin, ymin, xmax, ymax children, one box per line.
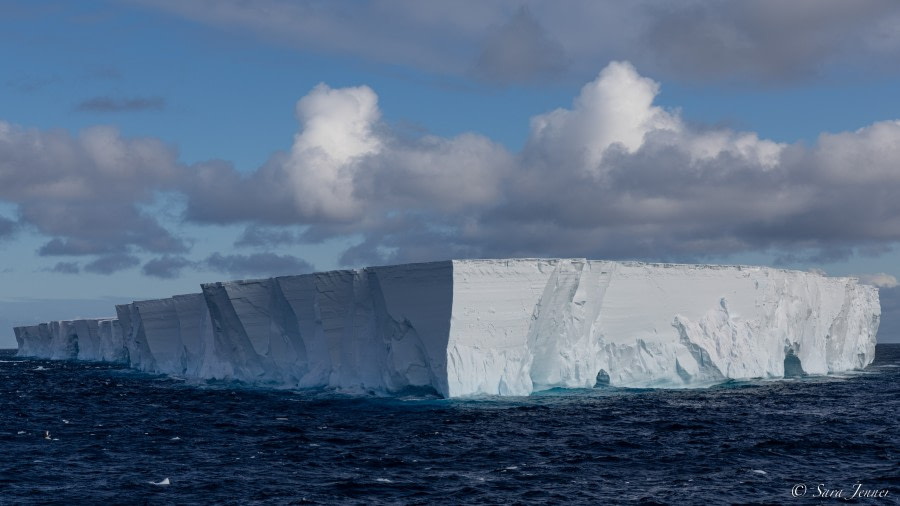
<box><xmin>13</xmin><ymin>259</ymin><xmax>881</xmax><ymax>397</ymax></box>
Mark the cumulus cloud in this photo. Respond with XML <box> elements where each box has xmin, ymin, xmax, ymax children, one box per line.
<box><xmin>75</xmin><ymin>96</ymin><xmax>165</xmax><ymax>113</ymax></box>
<box><xmin>183</xmin><ymin>82</ymin><xmax>512</xmax><ymax>227</ymax></box>
<box><xmin>288</xmin><ymin>83</ymin><xmax>382</xmax><ymax>220</ymax></box>
<box><xmin>203</xmin><ymin>253</ymin><xmax>314</xmax><ymax>278</ymax></box>
<box><xmin>175</xmin><ymin>61</ymin><xmax>900</xmax><ymax>267</ymax></box>
<box><xmin>135</xmin><ymin>0</ymin><xmax>900</xmax><ymax>84</ymax></box>
<box><xmin>524</xmin><ymin>61</ymin><xmax>683</xmax><ymax>168</ymax></box>
<box><xmin>0</xmin><ymin>121</ymin><xmax>186</xmax><ymax>256</ymax></box>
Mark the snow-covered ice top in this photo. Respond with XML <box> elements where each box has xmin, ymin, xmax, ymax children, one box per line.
<box><xmin>14</xmin><ymin>259</ymin><xmax>880</xmax><ymax>397</ymax></box>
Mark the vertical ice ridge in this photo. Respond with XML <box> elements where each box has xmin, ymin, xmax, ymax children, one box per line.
<box><xmin>371</xmin><ymin>261</ymin><xmax>453</xmax><ymax>396</ymax></box>
<box><xmin>125</xmin><ymin>303</ymin><xmax>156</xmax><ymax>371</ymax></box>
<box><xmin>97</xmin><ymin>318</ymin><xmax>127</xmax><ymax>364</ymax></box>
<box><xmin>72</xmin><ymin>319</ymin><xmax>102</xmax><ymax>362</ymax></box>
<box><xmin>134</xmin><ymin>298</ymin><xmax>184</xmax><ymax>374</ymax></box>
<box><xmin>367</xmin><ymin>268</ymin><xmax>436</xmax><ymax>393</ymax></box>
<box><xmin>525</xmin><ymin>260</ymin><xmax>612</xmax><ymax>391</ymax></box>
<box><xmin>202</xmin><ymin>282</ymin><xmax>268</xmax><ymax>381</ymax></box>
<box><xmin>270</xmin><ymin>277</ymin><xmax>308</xmax><ymax>385</ymax></box>
<box><xmin>172</xmin><ymin>293</ymin><xmax>215</xmax><ymax>377</ymax></box>
<box><xmin>313</xmin><ymin>270</ymin><xmax>356</xmax><ymax>388</ymax></box>
<box><xmin>447</xmin><ymin>259</ymin><xmax>559</xmax><ymax>396</ymax></box>
<box><xmin>672</xmin><ymin>312</ymin><xmax>726</xmax><ymax>383</ymax></box>
<box><xmin>526</xmin><ymin>259</ymin><xmax>587</xmax><ymax>390</ymax></box>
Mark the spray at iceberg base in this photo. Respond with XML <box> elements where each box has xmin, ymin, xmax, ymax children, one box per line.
<box><xmin>13</xmin><ymin>259</ymin><xmax>881</xmax><ymax>398</ymax></box>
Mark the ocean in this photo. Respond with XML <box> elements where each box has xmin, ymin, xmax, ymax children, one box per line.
<box><xmin>1</xmin><ymin>345</ymin><xmax>898</xmax><ymax>505</ymax></box>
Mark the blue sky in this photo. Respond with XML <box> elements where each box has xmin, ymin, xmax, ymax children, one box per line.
<box><xmin>2</xmin><ymin>0</ymin><xmax>900</xmax><ymax>346</ymax></box>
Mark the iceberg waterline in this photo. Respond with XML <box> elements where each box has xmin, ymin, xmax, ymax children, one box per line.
<box><xmin>13</xmin><ymin>259</ymin><xmax>880</xmax><ymax>397</ymax></box>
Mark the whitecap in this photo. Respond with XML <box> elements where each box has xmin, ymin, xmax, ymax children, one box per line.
<box><xmin>149</xmin><ymin>478</ymin><xmax>170</xmax><ymax>486</ymax></box>
<box><xmin>375</xmin><ymin>478</ymin><xmax>393</xmax><ymax>483</ymax></box>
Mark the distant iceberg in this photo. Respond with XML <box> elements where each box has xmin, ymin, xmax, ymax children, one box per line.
<box><xmin>14</xmin><ymin>259</ymin><xmax>881</xmax><ymax>397</ymax></box>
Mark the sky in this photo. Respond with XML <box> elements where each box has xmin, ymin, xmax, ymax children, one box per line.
<box><xmin>1</xmin><ymin>0</ymin><xmax>900</xmax><ymax>347</ymax></box>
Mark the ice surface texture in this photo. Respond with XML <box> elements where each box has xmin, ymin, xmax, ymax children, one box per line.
<box><xmin>14</xmin><ymin>259</ymin><xmax>880</xmax><ymax>397</ymax></box>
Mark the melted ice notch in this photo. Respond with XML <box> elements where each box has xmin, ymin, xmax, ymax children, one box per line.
<box><xmin>783</xmin><ymin>349</ymin><xmax>806</xmax><ymax>378</ymax></box>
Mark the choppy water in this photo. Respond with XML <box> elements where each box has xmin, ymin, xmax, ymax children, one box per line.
<box><xmin>1</xmin><ymin>346</ymin><xmax>899</xmax><ymax>505</ymax></box>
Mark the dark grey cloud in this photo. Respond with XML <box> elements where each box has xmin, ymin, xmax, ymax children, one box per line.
<box><xmin>84</xmin><ymin>253</ymin><xmax>141</xmax><ymax>274</ymax></box>
<box><xmin>75</xmin><ymin>96</ymin><xmax>165</xmax><ymax>112</ymax></box>
<box><xmin>641</xmin><ymin>0</ymin><xmax>899</xmax><ymax>82</ymax></box>
<box><xmin>142</xmin><ymin>255</ymin><xmax>193</xmax><ymax>279</ymax></box>
<box><xmin>473</xmin><ymin>7</ymin><xmax>567</xmax><ymax>83</ymax></box>
<box><xmin>132</xmin><ymin>0</ymin><xmax>500</xmax><ymax>79</ymax></box>
<box><xmin>0</xmin><ymin>216</ymin><xmax>16</xmax><ymax>239</ymax></box>
<box><xmin>49</xmin><ymin>261</ymin><xmax>80</xmax><ymax>274</ymax></box>
<box><xmin>135</xmin><ymin>0</ymin><xmax>900</xmax><ymax>84</ymax></box>
<box><xmin>203</xmin><ymin>253</ymin><xmax>314</xmax><ymax>278</ymax></box>
<box><xmin>182</xmin><ymin>158</ymin><xmax>299</xmax><ymax>225</ymax></box>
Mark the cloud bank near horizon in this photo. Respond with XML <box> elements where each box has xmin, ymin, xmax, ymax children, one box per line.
<box><xmin>2</xmin><ymin>61</ymin><xmax>900</xmax><ymax>275</ymax></box>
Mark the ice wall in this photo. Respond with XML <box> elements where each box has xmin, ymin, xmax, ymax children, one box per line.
<box><xmin>200</xmin><ymin>262</ymin><xmax>452</xmax><ymax>393</ymax></box>
<box><xmin>114</xmin><ymin>295</ymin><xmax>214</xmax><ymax>376</ymax></box>
<box><xmin>14</xmin><ymin>318</ymin><xmax>127</xmax><ymax>363</ymax></box>
<box><xmin>13</xmin><ymin>259</ymin><xmax>880</xmax><ymax>397</ymax></box>
<box><xmin>446</xmin><ymin>260</ymin><xmax>879</xmax><ymax>396</ymax></box>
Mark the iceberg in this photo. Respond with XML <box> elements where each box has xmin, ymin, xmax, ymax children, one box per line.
<box><xmin>13</xmin><ymin>259</ymin><xmax>881</xmax><ymax>397</ymax></box>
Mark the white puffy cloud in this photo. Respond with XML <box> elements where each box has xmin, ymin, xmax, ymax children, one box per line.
<box><xmin>288</xmin><ymin>84</ymin><xmax>381</xmax><ymax>220</ymax></box>
<box><xmin>185</xmin><ymin>81</ymin><xmax>512</xmax><ymax>226</ymax></box>
<box><xmin>525</xmin><ymin>61</ymin><xmax>681</xmax><ymax>169</ymax></box>
<box><xmin>524</xmin><ymin>61</ymin><xmax>783</xmax><ymax>171</ymax></box>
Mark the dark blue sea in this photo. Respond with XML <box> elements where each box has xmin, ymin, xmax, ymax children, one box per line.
<box><xmin>1</xmin><ymin>346</ymin><xmax>899</xmax><ymax>505</ymax></box>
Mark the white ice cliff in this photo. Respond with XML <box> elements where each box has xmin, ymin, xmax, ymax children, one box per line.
<box><xmin>13</xmin><ymin>259</ymin><xmax>881</xmax><ymax>397</ymax></box>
